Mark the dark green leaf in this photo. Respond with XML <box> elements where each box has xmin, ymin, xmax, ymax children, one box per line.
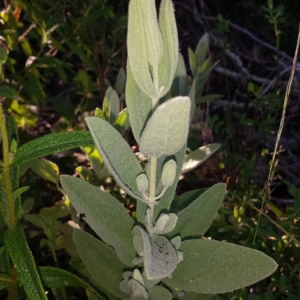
<box><xmin>12</xmin><ymin>131</ymin><xmax>94</xmax><ymax>166</ymax></box>
<box><xmin>163</xmin><ymin>239</ymin><xmax>278</xmax><ymax>294</ymax></box>
<box><xmin>4</xmin><ymin>226</ymin><xmax>47</xmax><ymax>300</ymax></box>
<box><xmin>0</xmin><ymin>86</ymin><xmax>18</xmax><ymax>99</ymax></box>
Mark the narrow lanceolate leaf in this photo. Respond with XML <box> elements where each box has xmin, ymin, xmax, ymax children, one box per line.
<box><xmin>158</xmin><ymin>0</ymin><xmax>179</xmax><ymax>98</ymax></box>
<box><xmin>127</xmin><ymin>0</ymin><xmax>159</xmax><ymax>98</ymax></box>
<box><xmin>172</xmin><ymin>183</ymin><xmax>226</xmax><ymax>238</ymax></box>
<box><xmin>12</xmin><ymin>131</ymin><xmax>94</xmax><ymax>166</ymax></box>
<box><xmin>39</xmin><ymin>266</ymin><xmax>104</xmax><ymax>299</ymax></box>
<box><xmin>140</xmin><ymin>97</ymin><xmax>191</xmax><ymax>158</ymax></box>
<box><xmin>61</xmin><ymin>175</ymin><xmax>136</xmax><ymax>266</ymax></box>
<box><xmin>4</xmin><ymin>227</ymin><xmax>47</xmax><ymax>300</ymax></box>
<box><xmin>164</xmin><ymin>239</ymin><xmax>278</xmax><ymax>294</ymax></box>
<box><xmin>86</xmin><ymin>117</ymin><xmax>145</xmax><ymax>202</ymax></box>
<box><xmin>74</xmin><ymin>229</ymin><xmax>127</xmax><ymax>299</ymax></box>
<box><xmin>182</xmin><ymin>143</ymin><xmax>221</xmax><ymax>174</ymax></box>
<box><xmin>125</xmin><ymin>63</ymin><xmax>152</xmax><ymax>143</ymax></box>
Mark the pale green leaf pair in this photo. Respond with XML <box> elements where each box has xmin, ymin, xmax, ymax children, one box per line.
<box><xmin>127</xmin><ymin>0</ymin><xmax>178</xmax><ymax>101</ymax></box>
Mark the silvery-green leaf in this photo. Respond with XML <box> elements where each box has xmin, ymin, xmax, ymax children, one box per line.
<box><xmin>172</xmin><ymin>52</ymin><xmax>188</xmax><ymax>97</ymax></box>
<box><xmin>86</xmin><ymin>117</ymin><xmax>145</xmax><ymax>202</ymax></box>
<box><xmin>136</xmin><ymin>173</ymin><xmax>149</xmax><ymax>195</ymax></box>
<box><xmin>127</xmin><ymin>0</ymin><xmax>159</xmax><ymax>98</ymax></box>
<box><xmin>132</xmin><ymin>226</ymin><xmax>177</xmax><ymax>280</ymax></box>
<box><xmin>137</xmin><ymin>143</ymin><xmax>187</xmax><ymax>224</ymax></box>
<box><xmin>158</xmin><ymin>0</ymin><xmax>179</xmax><ymax>98</ymax></box>
<box><xmin>61</xmin><ymin>175</ymin><xmax>136</xmax><ymax>266</ymax></box>
<box><xmin>195</xmin><ymin>33</ymin><xmax>210</xmax><ymax>67</ymax></box>
<box><xmin>182</xmin><ymin>144</ymin><xmax>221</xmax><ymax>174</ymax></box>
<box><xmin>114</xmin><ymin>67</ymin><xmax>126</xmax><ymax>94</ymax></box>
<box><xmin>170</xmin><ymin>236</ymin><xmax>181</xmax><ymax>250</ymax></box>
<box><xmin>74</xmin><ymin>229</ymin><xmax>127</xmax><ymax>298</ymax></box>
<box><xmin>153</xmin><ymin>213</ymin><xmax>178</xmax><ymax>235</ymax></box>
<box><xmin>133</xmin><ymin>233</ymin><xmax>144</xmax><ymax>257</ymax></box>
<box><xmin>172</xmin><ymin>183</ymin><xmax>226</xmax><ymax>238</ymax></box>
<box><xmin>140</xmin><ymin>97</ymin><xmax>191</xmax><ymax>157</ymax></box>
<box><xmin>148</xmin><ymin>285</ymin><xmax>173</xmax><ymax>300</ymax></box>
<box><xmin>128</xmin><ymin>279</ymin><xmax>148</xmax><ymax>300</ymax></box>
<box><xmin>133</xmin><ymin>269</ymin><xmax>145</xmax><ymax>285</ymax></box>
<box><xmin>125</xmin><ymin>63</ymin><xmax>152</xmax><ymax>143</ymax></box>
<box><xmin>163</xmin><ymin>239</ymin><xmax>278</xmax><ymax>294</ymax></box>
<box><xmin>161</xmin><ymin>159</ymin><xmax>177</xmax><ymax>188</ymax></box>
<box><xmin>153</xmin><ymin>214</ymin><xmax>169</xmax><ymax>233</ymax></box>
<box><xmin>142</xmin><ymin>271</ymin><xmax>160</xmax><ymax>289</ymax></box>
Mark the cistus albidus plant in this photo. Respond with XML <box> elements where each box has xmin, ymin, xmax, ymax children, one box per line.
<box><xmin>60</xmin><ymin>0</ymin><xmax>278</xmax><ymax>299</ymax></box>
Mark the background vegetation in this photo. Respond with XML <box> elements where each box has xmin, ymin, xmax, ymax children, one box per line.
<box><xmin>1</xmin><ymin>0</ymin><xmax>300</xmax><ymax>299</ymax></box>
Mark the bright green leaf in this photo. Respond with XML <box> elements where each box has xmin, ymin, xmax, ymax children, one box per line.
<box><xmin>29</xmin><ymin>158</ymin><xmax>59</xmax><ymax>184</ymax></box>
<box><xmin>4</xmin><ymin>227</ymin><xmax>47</xmax><ymax>300</ymax></box>
<box><xmin>113</xmin><ymin>108</ymin><xmax>130</xmax><ymax>136</ymax></box>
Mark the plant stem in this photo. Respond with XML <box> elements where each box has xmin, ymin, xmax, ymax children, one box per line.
<box><xmin>148</xmin><ymin>156</ymin><xmax>157</xmax><ymax>203</ymax></box>
<box><xmin>0</xmin><ymin>104</ymin><xmax>15</xmax><ymax>228</ymax></box>
<box><xmin>147</xmin><ymin>156</ymin><xmax>157</xmax><ymax>225</ymax></box>
<box><xmin>6</xmin><ymin>267</ymin><xmax>18</xmax><ymax>300</ymax></box>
